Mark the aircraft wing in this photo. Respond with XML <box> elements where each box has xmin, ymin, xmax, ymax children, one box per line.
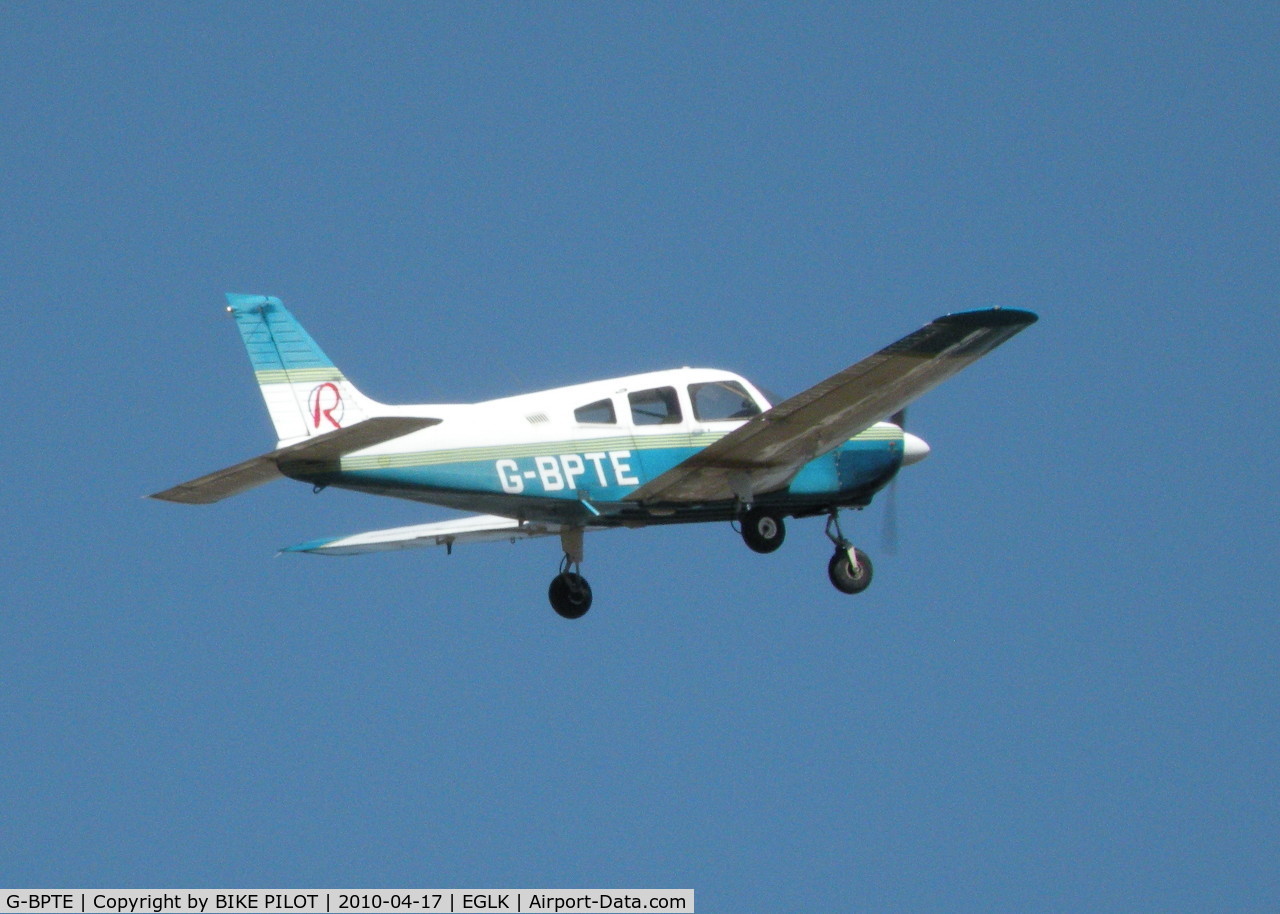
<box><xmin>627</xmin><ymin>308</ymin><xmax>1037</xmax><ymax>504</ymax></box>
<box><xmin>149</xmin><ymin>416</ymin><xmax>440</xmax><ymax>504</ymax></box>
<box><xmin>281</xmin><ymin>513</ymin><xmax>583</xmax><ymax>556</ymax></box>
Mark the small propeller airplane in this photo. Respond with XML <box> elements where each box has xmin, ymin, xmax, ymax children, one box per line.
<box><xmin>152</xmin><ymin>294</ymin><xmax>1036</xmax><ymax>618</ymax></box>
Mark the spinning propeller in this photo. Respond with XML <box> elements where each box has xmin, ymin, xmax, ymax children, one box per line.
<box><xmin>884</xmin><ymin>408</ymin><xmax>931</xmax><ymax>554</ymax></box>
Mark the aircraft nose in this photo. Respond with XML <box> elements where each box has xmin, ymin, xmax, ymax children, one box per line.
<box><xmin>901</xmin><ymin>431</ymin><xmax>931</xmax><ymax>466</ymax></box>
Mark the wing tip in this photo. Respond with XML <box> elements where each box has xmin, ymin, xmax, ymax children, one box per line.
<box><xmin>940</xmin><ymin>307</ymin><xmax>1039</xmax><ymax>328</ymax></box>
<box><xmin>280</xmin><ymin>536</ymin><xmax>342</xmax><ymax>555</ymax></box>
<box><xmin>147</xmin><ymin>488</ymin><xmax>216</xmax><ymax>505</ymax></box>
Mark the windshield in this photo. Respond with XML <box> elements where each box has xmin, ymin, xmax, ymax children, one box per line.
<box><xmin>689</xmin><ymin>380</ymin><xmax>763</xmax><ymax>421</ymax></box>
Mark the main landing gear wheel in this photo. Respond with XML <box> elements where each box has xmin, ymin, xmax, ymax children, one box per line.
<box><xmin>741</xmin><ymin>508</ymin><xmax>786</xmax><ymax>554</ymax></box>
<box><xmin>549</xmin><ymin>571</ymin><xmax>593</xmax><ymax>619</ymax></box>
<box><xmin>550</xmin><ymin>530</ymin><xmax>592</xmax><ymax>620</ymax></box>
<box><xmin>828</xmin><ymin>548</ymin><xmax>873</xmax><ymax>595</ymax></box>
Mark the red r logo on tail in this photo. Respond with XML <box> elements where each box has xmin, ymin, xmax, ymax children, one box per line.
<box><xmin>308</xmin><ymin>383</ymin><xmax>344</xmax><ymax>429</ymax></box>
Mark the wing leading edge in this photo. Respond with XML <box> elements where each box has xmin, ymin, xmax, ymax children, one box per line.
<box><xmin>627</xmin><ymin>308</ymin><xmax>1037</xmax><ymax>505</ymax></box>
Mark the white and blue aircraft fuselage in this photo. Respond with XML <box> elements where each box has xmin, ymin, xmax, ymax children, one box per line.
<box><xmin>153</xmin><ymin>295</ymin><xmax>1036</xmax><ymax>618</ymax></box>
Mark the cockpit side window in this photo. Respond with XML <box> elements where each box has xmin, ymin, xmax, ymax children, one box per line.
<box><xmin>689</xmin><ymin>380</ymin><xmax>762</xmax><ymax>421</ymax></box>
<box><xmin>628</xmin><ymin>387</ymin><xmax>683</xmax><ymax>425</ymax></box>
<box><xmin>574</xmin><ymin>398</ymin><xmax>616</xmax><ymax>424</ymax></box>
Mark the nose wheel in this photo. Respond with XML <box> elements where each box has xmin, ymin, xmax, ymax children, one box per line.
<box><xmin>825</xmin><ymin>510</ymin><xmax>874</xmax><ymax>595</ymax></box>
<box><xmin>828</xmin><ymin>546</ymin><xmax>873</xmax><ymax>594</ymax></box>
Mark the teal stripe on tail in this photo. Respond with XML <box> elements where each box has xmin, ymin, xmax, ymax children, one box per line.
<box><xmin>226</xmin><ymin>293</ymin><xmax>336</xmax><ymax>372</ymax></box>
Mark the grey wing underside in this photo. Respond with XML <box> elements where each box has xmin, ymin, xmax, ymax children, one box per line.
<box><xmin>627</xmin><ymin>308</ymin><xmax>1037</xmax><ymax>505</ymax></box>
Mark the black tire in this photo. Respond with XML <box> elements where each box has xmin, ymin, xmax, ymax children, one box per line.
<box><xmin>828</xmin><ymin>548</ymin><xmax>874</xmax><ymax>595</ymax></box>
<box><xmin>549</xmin><ymin>572</ymin><xmax>593</xmax><ymax>619</ymax></box>
<box><xmin>741</xmin><ymin>508</ymin><xmax>786</xmax><ymax>554</ymax></box>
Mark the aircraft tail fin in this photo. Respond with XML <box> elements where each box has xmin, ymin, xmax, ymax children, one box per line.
<box><xmin>225</xmin><ymin>294</ymin><xmax>384</xmax><ymax>444</ymax></box>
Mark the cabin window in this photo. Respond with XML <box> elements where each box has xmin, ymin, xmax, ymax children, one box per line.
<box><xmin>574</xmin><ymin>398</ymin><xmax>616</xmax><ymax>424</ymax></box>
<box><xmin>689</xmin><ymin>380</ymin><xmax>762</xmax><ymax>421</ymax></box>
<box><xmin>628</xmin><ymin>387</ymin><xmax>683</xmax><ymax>425</ymax></box>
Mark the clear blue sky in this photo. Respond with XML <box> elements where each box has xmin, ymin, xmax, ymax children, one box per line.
<box><xmin>2</xmin><ymin>3</ymin><xmax>1277</xmax><ymax>909</ymax></box>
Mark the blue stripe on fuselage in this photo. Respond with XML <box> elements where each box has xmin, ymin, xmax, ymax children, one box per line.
<box><xmin>314</xmin><ymin>438</ymin><xmax>903</xmax><ymax>508</ymax></box>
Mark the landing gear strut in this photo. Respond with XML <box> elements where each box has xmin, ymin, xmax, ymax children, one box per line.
<box><xmin>825</xmin><ymin>510</ymin><xmax>873</xmax><ymax>595</ymax></box>
<box><xmin>548</xmin><ymin>527</ymin><xmax>592</xmax><ymax>619</ymax></box>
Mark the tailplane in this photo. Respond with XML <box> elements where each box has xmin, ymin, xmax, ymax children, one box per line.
<box><xmin>226</xmin><ymin>294</ymin><xmax>384</xmax><ymax>444</ymax></box>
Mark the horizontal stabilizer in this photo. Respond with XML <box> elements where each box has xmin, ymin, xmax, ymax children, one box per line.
<box><xmin>149</xmin><ymin>416</ymin><xmax>440</xmax><ymax>504</ymax></box>
<box><xmin>282</xmin><ymin>513</ymin><xmax>589</xmax><ymax>556</ymax></box>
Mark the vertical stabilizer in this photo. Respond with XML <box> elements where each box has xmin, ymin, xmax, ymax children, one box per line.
<box><xmin>225</xmin><ymin>294</ymin><xmax>383</xmax><ymax>445</ymax></box>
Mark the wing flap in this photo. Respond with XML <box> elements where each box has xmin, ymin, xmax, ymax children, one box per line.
<box><xmin>149</xmin><ymin>416</ymin><xmax>440</xmax><ymax>504</ymax></box>
<box><xmin>628</xmin><ymin>308</ymin><xmax>1036</xmax><ymax>504</ymax></box>
<box><xmin>281</xmin><ymin>514</ymin><xmax>574</xmax><ymax>556</ymax></box>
